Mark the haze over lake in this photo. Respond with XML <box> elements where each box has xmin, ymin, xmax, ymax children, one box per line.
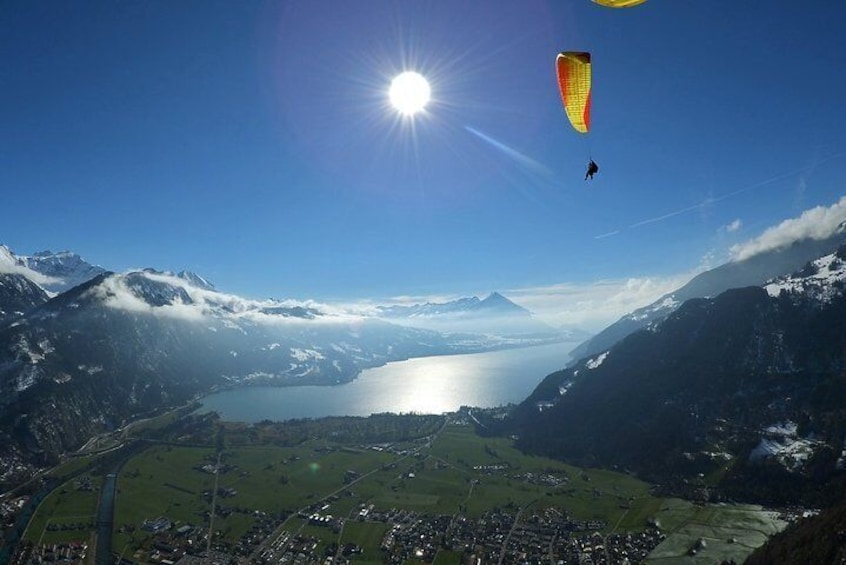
<box><xmin>198</xmin><ymin>341</ymin><xmax>579</xmax><ymax>422</ymax></box>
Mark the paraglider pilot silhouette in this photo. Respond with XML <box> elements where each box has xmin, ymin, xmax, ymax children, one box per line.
<box><xmin>585</xmin><ymin>159</ymin><xmax>599</xmax><ymax>180</ymax></box>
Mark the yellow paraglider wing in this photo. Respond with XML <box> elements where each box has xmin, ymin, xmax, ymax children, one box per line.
<box><xmin>593</xmin><ymin>0</ymin><xmax>647</xmax><ymax>7</ymax></box>
<box><xmin>556</xmin><ymin>52</ymin><xmax>592</xmax><ymax>134</ymax></box>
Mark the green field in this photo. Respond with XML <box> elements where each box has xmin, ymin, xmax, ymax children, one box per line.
<box><xmin>23</xmin><ymin>416</ymin><xmax>788</xmax><ymax>563</ymax></box>
<box><xmin>339</xmin><ymin>520</ymin><xmax>390</xmax><ymax>562</ymax></box>
<box><xmin>24</xmin><ymin>474</ymin><xmax>102</xmax><ymax>546</ymax></box>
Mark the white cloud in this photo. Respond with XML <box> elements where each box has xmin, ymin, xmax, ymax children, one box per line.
<box><xmin>723</xmin><ymin>218</ymin><xmax>742</xmax><ymax>233</ymax></box>
<box><xmin>86</xmin><ymin>276</ymin><xmax>205</xmax><ymax>321</ymax></box>
<box><xmin>730</xmin><ymin>196</ymin><xmax>846</xmax><ymax>262</ymax></box>
<box><xmin>506</xmin><ymin>271</ymin><xmax>699</xmax><ymax>333</ymax></box>
<box><xmin>88</xmin><ymin>270</ymin><xmax>362</xmax><ymax>326</ymax></box>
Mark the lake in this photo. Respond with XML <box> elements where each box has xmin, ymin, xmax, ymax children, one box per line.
<box><xmin>197</xmin><ymin>340</ymin><xmax>579</xmax><ymax>422</ymax></box>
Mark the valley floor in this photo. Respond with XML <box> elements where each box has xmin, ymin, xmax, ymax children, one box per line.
<box><xmin>5</xmin><ymin>409</ymin><xmax>797</xmax><ymax>565</ymax></box>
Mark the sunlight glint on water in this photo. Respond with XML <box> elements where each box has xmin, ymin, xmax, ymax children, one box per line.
<box><xmin>198</xmin><ymin>341</ymin><xmax>578</xmax><ymax>422</ymax></box>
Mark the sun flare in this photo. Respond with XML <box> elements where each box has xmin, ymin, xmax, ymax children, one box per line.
<box><xmin>389</xmin><ymin>71</ymin><xmax>431</xmax><ymax>116</ymax></box>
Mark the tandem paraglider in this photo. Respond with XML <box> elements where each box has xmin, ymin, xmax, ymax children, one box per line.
<box><xmin>556</xmin><ymin>51</ymin><xmax>599</xmax><ymax>180</ymax></box>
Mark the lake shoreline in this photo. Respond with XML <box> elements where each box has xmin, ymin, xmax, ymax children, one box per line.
<box><xmin>197</xmin><ymin>340</ymin><xmax>580</xmax><ymax>423</ymax></box>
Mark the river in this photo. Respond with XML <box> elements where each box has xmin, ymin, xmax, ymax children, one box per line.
<box><xmin>197</xmin><ymin>340</ymin><xmax>578</xmax><ymax>422</ymax></box>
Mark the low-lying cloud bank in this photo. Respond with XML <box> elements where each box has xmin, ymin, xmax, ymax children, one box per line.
<box><xmin>87</xmin><ymin>270</ymin><xmax>360</xmax><ymax>326</ymax></box>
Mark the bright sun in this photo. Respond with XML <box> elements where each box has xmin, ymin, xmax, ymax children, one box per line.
<box><xmin>389</xmin><ymin>71</ymin><xmax>431</xmax><ymax>116</ymax></box>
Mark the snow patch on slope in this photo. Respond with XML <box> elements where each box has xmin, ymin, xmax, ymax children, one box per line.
<box><xmin>629</xmin><ymin>296</ymin><xmax>680</xmax><ymax>322</ymax></box>
<box><xmin>765</xmin><ymin>252</ymin><xmax>846</xmax><ymax>301</ymax></box>
<box><xmin>749</xmin><ymin>421</ymin><xmax>822</xmax><ymax>472</ymax></box>
<box><xmin>290</xmin><ymin>348</ymin><xmax>325</xmax><ymax>362</ymax></box>
<box><xmin>586</xmin><ymin>351</ymin><xmax>609</xmax><ymax>370</ymax></box>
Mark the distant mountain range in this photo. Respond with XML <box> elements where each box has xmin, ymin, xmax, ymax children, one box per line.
<box><xmin>508</xmin><ymin>243</ymin><xmax>846</xmax><ymax>507</ymax></box>
<box><xmin>0</xmin><ymin>245</ymin><xmax>569</xmax><ymax>486</ymax></box>
<box><xmin>376</xmin><ymin>291</ymin><xmax>561</xmax><ymax>337</ymax></box>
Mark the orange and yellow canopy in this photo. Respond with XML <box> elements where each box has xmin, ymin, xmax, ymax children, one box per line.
<box><xmin>593</xmin><ymin>0</ymin><xmax>647</xmax><ymax>7</ymax></box>
<box><xmin>556</xmin><ymin>52</ymin><xmax>592</xmax><ymax>134</ymax></box>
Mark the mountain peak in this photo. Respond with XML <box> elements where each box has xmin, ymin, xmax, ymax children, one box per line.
<box><xmin>476</xmin><ymin>292</ymin><xmax>530</xmax><ymax>315</ymax></box>
<box><xmin>0</xmin><ymin>245</ymin><xmax>18</xmax><ymax>268</ymax></box>
<box><xmin>177</xmin><ymin>270</ymin><xmax>215</xmax><ymax>291</ymax></box>
<box><xmin>21</xmin><ymin>249</ymin><xmax>106</xmax><ymax>293</ymax></box>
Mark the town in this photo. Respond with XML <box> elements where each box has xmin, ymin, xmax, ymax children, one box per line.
<box><xmin>2</xmin><ymin>410</ymin><xmax>792</xmax><ymax>565</ymax></box>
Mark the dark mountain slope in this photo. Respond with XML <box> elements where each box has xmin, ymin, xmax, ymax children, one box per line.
<box><xmin>510</xmin><ymin>255</ymin><xmax>846</xmax><ymax>504</ymax></box>
<box><xmin>746</xmin><ymin>502</ymin><xmax>846</xmax><ymax>564</ymax></box>
<box><xmin>0</xmin><ymin>273</ymin><xmax>49</xmax><ymax>325</ymax></box>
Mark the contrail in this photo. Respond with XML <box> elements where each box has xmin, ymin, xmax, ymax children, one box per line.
<box><xmin>594</xmin><ymin>230</ymin><xmax>620</xmax><ymax>240</ymax></box>
<box><xmin>629</xmin><ymin>166</ymin><xmax>815</xmax><ymax>229</ymax></box>
<box><xmin>594</xmin><ymin>151</ymin><xmax>846</xmax><ymax>238</ymax></box>
<box><xmin>464</xmin><ymin>126</ymin><xmax>553</xmax><ymax>176</ymax></box>
<box><xmin>629</xmin><ymin>200</ymin><xmax>713</xmax><ymax>229</ymax></box>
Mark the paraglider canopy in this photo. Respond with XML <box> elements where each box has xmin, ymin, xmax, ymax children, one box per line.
<box><xmin>592</xmin><ymin>0</ymin><xmax>647</xmax><ymax>7</ymax></box>
<box><xmin>555</xmin><ymin>52</ymin><xmax>592</xmax><ymax>134</ymax></box>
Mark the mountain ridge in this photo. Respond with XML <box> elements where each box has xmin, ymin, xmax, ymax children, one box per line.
<box><xmin>508</xmin><ymin>244</ymin><xmax>846</xmax><ymax>506</ymax></box>
<box><xmin>19</xmin><ymin>249</ymin><xmax>107</xmax><ymax>294</ymax></box>
<box><xmin>569</xmin><ymin>229</ymin><xmax>846</xmax><ymax>361</ymax></box>
<box><xmin>376</xmin><ymin>291</ymin><xmax>559</xmax><ymax>337</ymax></box>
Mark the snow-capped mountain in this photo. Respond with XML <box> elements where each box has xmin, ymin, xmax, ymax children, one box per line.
<box><xmin>177</xmin><ymin>270</ymin><xmax>215</xmax><ymax>291</ymax></box>
<box><xmin>378</xmin><ymin>296</ymin><xmax>483</xmax><ymax>318</ymax></box>
<box><xmin>377</xmin><ymin>292</ymin><xmax>560</xmax><ymax>337</ymax></box>
<box><xmin>569</xmin><ymin>228</ymin><xmax>846</xmax><ymax>361</ymax></box>
<box><xmin>511</xmin><ymin>244</ymin><xmax>846</xmax><ymax>506</ymax></box>
<box><xmin>0</xmin><ymin>246</ymin><xmax>54</xmax><ymax>324</ymax></box>
<box><xmin>19</xmin><ymin>250</ymin><xmax>106</xmax><ymax>293</ymax></box>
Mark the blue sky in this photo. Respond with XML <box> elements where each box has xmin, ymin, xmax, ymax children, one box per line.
<box><xmin>3</xmin><ymin>1</ymin><xmax>846</xmax><ymax>330</ymax></box>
